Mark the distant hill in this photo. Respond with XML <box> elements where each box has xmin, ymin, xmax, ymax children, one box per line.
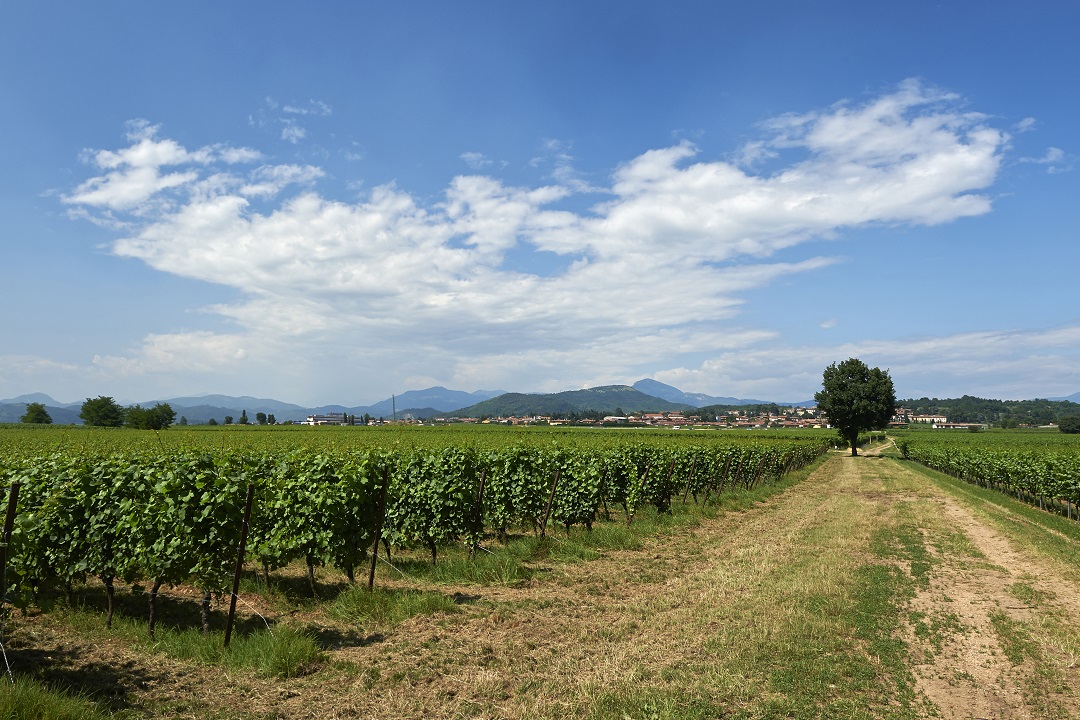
<box><xmin>355</xmin><ymin>387</ymin><xmax>504</xmax><ymax>418</ymax></box>
<box><xmin>1</xmin><ymin>392</ymin><xmax>66</xmax><ymax>406</ymax></box>
<box><xmin>632</xmin><ymin>379</ymin><xmax>767</xmax><ymax>407</ymax></box>
<box><xmin>632</xmin><ymin>379</ymin><xmax>816</xmax><ymax>408</ymax></box>
<box><xmin>1048</xmin><ymin>391</ymin><xmax>1080</xmax><ymax>403</ymax></box>
<box><xmin>453</xmin><ymin>385</ymin><xmax>693</xmax><ymax>417</ymax></box>
<box><xmin>156</xmin><ymin>395</ymin><xmax>309</xmax><ymax>419</ymax></box>
<box><xmin>127</xmin><ymin>387</ymin><xmax>506</xmax><ymax>424</ymax></box>
<box><xmin>0</xmin><ymin>402</ymin><xmax>83</xmax><ymax>424</ymax></box>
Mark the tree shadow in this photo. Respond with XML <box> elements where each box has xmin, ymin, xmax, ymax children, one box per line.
<box><xmin>303</xmin><ymin>625</ymin><xmax>385</xmax><ymax>650</ymax></box>
<box><xmin>5</xmin><ymin>643</ymin><xmax>159</xmax><ymax>713</ymax></box>
<box><xmin>56</xmin><ymin>583</ymin><xmax>274</xmax><ymax>636</ymax></box>
<box><xmin>242</xmin><ymin>569</ymin><xmax>353</xmax><ymax>604</ymax></box>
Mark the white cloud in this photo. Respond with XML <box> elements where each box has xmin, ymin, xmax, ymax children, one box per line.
<box><xmin>240</xmin><ymin>164</ymin><xmax>325</xmax><ymax>197</ymax></box>
<box><xmin>61</xmin><ymin>81</ymin><xmax>1032</xmax><ymax>402</ymax></box>
<box><xmin>1018</xmin><ymin>146</ymin><xmax>1067</xmax><ymax>173</ymax></box>
<box><xmin>63</xmin><ymin>122</ymin><xmax>260</xmax><ymax>211</ymax></box>
<box><xmin>656</xmin><ymin>325</ymin><xmax>1080</xmax><ymax>401</ymax></box>
<box><xmin>283</xmin><ymin>99</ymin><xmax>333</xmax><ymax>116</ymax></box>
<box><xmin>1015</xmin><ymin>117</ymin><xmax>1037</xmax><ymax>133</ymax></box>
<box><xmin>248</xmin><ymin>98</ymin><xmax>331</xmax><ymax>146</ymax></box>
<box><xmin>91</xmin><ymin>332</ymin><xmax>250</xmax><ymax>376</ymax></box>
<box><xmin>281</xmin><ymin>122</ymin><xmax>306</xmax><ymax>144</ymax></box>
<box><xmin>532</xmin><ymin>138</ymin><xmax>603</xmax><ymax>192</ymax></box>
<box><xmin>460</xmin><ymin>151</ymin><xmax>492</xmax><ymax>169</ymax></box>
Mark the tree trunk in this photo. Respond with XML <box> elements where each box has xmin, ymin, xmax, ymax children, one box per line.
<box><xmin>200</xmin><ymin>590</ymin><xmax>212</xmax><ymax>636</ymax></box>
<box><xmin>306</xmin><ymin>557</ymin><xmax>317</xmax><ymax>597</ymax></box>
<box><xmin>102</xmin><ymin>575</ymin><xmax>115</xmax><ymax>629</ymax></box>
<box><xmin>148</xmin><ymin>579</ymin><xmax>163</xmax><ymax>639</ymax></box>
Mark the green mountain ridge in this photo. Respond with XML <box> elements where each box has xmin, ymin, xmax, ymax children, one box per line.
<box><xmin>451</xmin><ymin>385</ymin><xmax>695</xmax><ymax>417</ymax></box>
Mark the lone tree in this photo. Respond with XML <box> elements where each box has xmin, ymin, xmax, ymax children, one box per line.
<box><xmin>126</xmin><ymin>402</ymin><xmax>177</xmax><ymax>430</ymax></box>
<box><xmin>814</xmin><ymin>358</ymin><xmax>896</xmax><ymax>456</ymax></box>
<box><xmin>21</xmin><ymin>402</ymin><xmax>52</xmax><ymax>424</ymax></box>
<box><xmin>80</xmin><ymin>396</ymin><xmax>125</xmax><ymax>427</ymax></box>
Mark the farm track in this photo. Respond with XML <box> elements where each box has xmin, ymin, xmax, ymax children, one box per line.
<box><xmin>8</xmin><ymin>450</ymin><xmax>1080</xmax><ymax>719</ymax></box>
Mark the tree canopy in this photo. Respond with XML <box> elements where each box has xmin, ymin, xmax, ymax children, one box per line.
<box><xmin>126</xmin><ymin>402</ymin><xmax>177</xmax><ymax>430</ymax></box>
<box><xmin>79</xmin><ymin>396</ymin><xmax>125</xmax><ymax>427</ymax></box>
<box><xmin>814</xmin><ymin>358</ymin><xmax>896</xmax><ymax>456</ymax></box>
<box><xmin>20</xmin><ymin>402</ymin><xmax>52</xmax><ymax>424</ymax></box>
<box><xmin>1060</xmin><ymin>416</ymin><xmax>1080</xmax><ymax>434</ymax></box>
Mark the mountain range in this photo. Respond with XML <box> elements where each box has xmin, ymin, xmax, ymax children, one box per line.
<box><xmin>0</xmin><ymin>387</ymin><xmax>507</xmax><ymax>425</ymax></box>
<box><xmin>2</xmin><ymin>383</ymin><xmax>1078</xmax><ymax>425</ymax></box>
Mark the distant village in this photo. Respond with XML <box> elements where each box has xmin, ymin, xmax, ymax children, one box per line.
<box><xmin>306</xmin><ymin>408</ymin><xmax>828</xmax><ymax>428</ymax></box>
<box><xmin>305</xmin><ymin>407</ymin><xmax>991</xmax><ymax>430</ymax></box>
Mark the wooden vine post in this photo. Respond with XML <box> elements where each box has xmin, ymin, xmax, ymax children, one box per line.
<box><xmin>471</xmin><ymin>471</ymin><xmax>486</xmax><ymax>558</ymax></box>
<box><xmin>368</xmin><ymin>467</ymin><xmax>390</xmax><ymax>591</ymax></box>
<box><xmin>0</xmin><ymin>482</ymin><xmax>21</xmax><ymax>612</ymax></box>
<box><xmin>540</xmin><ymin>469</ymin><xmax>561</xmax><ymax>538</ymax></box>
<box><xmin>224</xmin><ymin>483</ymin><xmax>256</xmax><ymax>648</ymax></box>
<box><xmin>681</xmin><ymin>456</ymin><xmax>698</xmax><ymax>504</ymax></box>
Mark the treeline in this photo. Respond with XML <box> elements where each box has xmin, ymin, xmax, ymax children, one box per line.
<box><xmin>697</xmin><ymin>403</ymin><xmax>819</xmax><ymax>418</ymax></box>
<box><xmin>901</xmin><ymin>395</ymin><xmax>1080</xmax><ymax>427</ymax></box>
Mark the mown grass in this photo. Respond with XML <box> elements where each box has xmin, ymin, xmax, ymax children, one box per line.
<box><xmin>551</xmin><ymin>454</ymin><xmax>939</xmax><ymax>720</ymax></box>
<box><xmin>46</xmin><ymin>606</ymin><xmax>322</xmax><ymax>679</ymax></box>
<box><xmin>361</xmin><ymin>459</ymin><xmax>823</xmax><ymax>593</ymax></box>
<box><xmin>329</xmin><ymin>585</ymin><xmax>459</xmax><ymax>628</ymax></box>
<box><xmin>0</xmin><ymin>677</ymin><xmax>119</xmax><ymax>720</ymax></box>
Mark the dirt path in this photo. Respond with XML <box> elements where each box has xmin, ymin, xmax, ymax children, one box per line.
<box><xmin>860</xmin><ymin>438</ymin><xmax>1080</xmax><ymax>718</ymax></box>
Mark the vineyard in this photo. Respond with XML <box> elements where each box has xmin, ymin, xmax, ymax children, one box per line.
<box><xmin>0</xmin><ymin>425</ymin><xmax>829</xmax><ymax>636</ymax></box>
<box><xmin>895</xmin><ymin>428</ymin><xmax>1080</xmax><ymax>517</ymax></box>
<box><xmin>6</xmin><ymin>425</ymin><xmax>1080</xmax><ymax>718</ymax></box>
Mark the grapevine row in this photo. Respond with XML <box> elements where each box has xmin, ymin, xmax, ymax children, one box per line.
<box><xmin>1</xmin><ymin>438</ymin><xmax>826</xmax><ymax>624</ymax></box>
<box><xmin>896</xmin><ymin>436</ymin><xmax>1080</xmax><ymax>516</ymax></box>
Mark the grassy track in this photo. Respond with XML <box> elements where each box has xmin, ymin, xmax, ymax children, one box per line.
<box><xmin>6</xmin><ymin>450</ymin><xmax>1080</xmax><ymax>718</ymax></box>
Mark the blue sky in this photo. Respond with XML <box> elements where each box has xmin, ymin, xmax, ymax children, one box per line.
<box><xmin>2</xmin><ymin>1</ymin><xmax>1078</xmax><ymax>406</ymax></box>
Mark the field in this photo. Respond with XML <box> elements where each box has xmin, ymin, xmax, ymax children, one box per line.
<box><xmin>2</xmin><ymin>426</ymin><xmax>1080</xmax><ymax>718</ymax></box>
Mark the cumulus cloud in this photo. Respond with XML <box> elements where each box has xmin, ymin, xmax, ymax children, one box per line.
<box><xmin>657</xmin><ymin>325</ymin><xmax>1080</xmax><ymax>401</ymax></box>
<box><xmin>64</xmin><ymin>121</ymin><xmax>261</xmax><ymax>212</ymax></box>
<box><xmin>64</xmin><ymin>81</ymin><xmax>1023</xmax><ymax>400</ymax></box>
